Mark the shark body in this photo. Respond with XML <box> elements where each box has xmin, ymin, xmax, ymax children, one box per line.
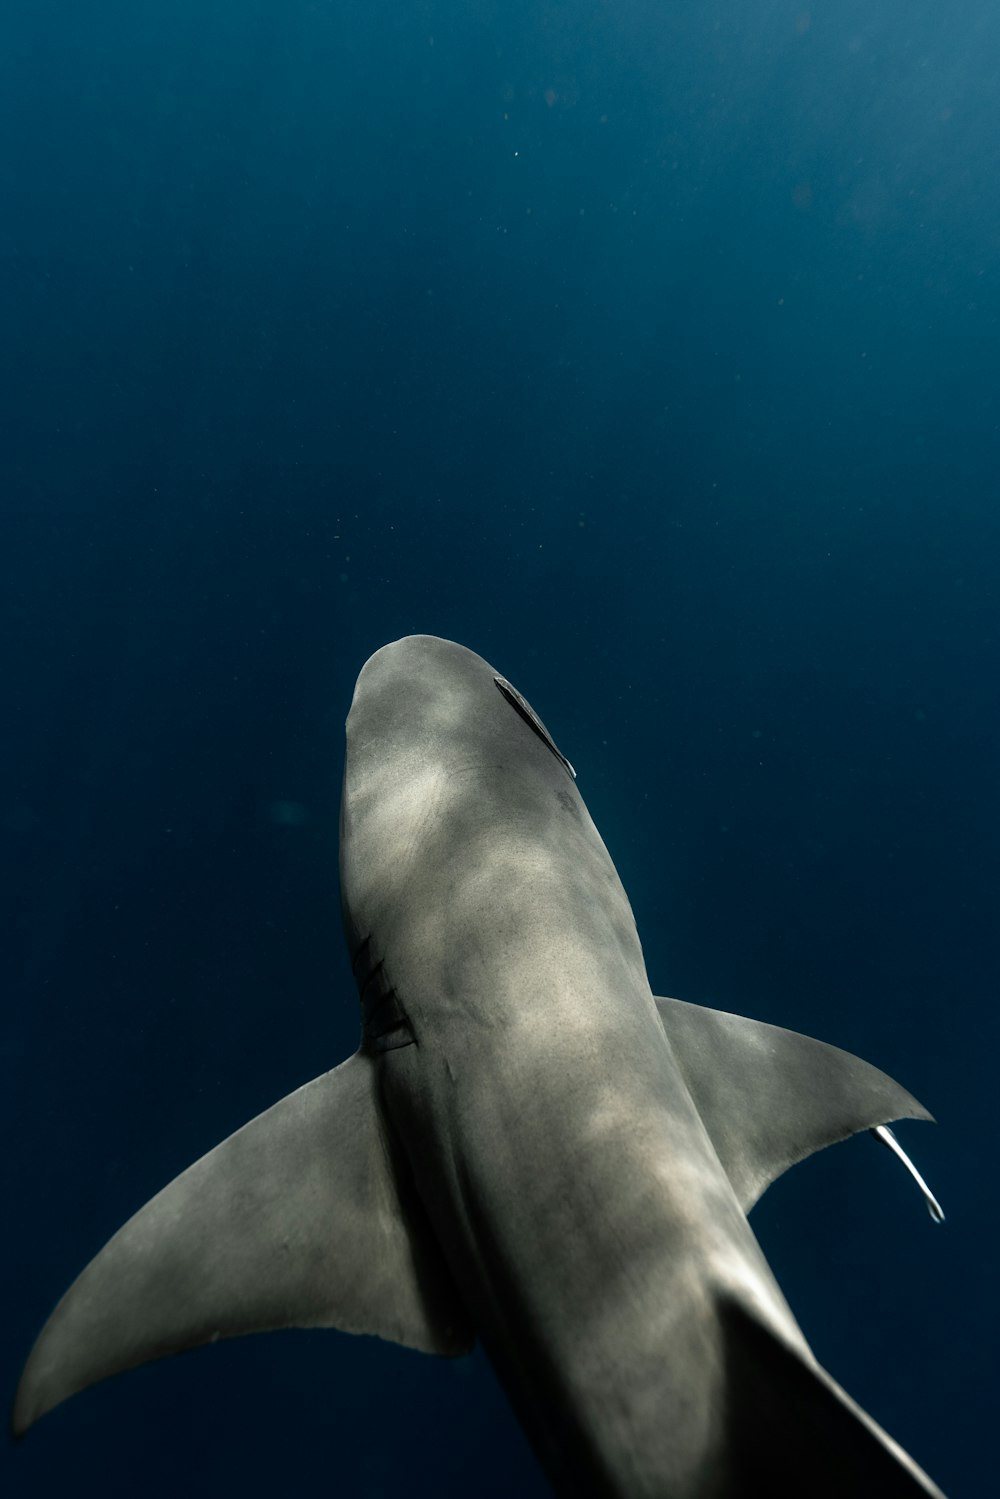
<box><xmin>15</xmin><ymin>636</ymin><xmax>945</xmax><ymax>1497</ymax></box>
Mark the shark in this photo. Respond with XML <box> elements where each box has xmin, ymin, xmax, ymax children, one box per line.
<box><xmin>14</xmin><ymin>635</ymin><xmax>946</xmax><ymax>1497</ymax></box>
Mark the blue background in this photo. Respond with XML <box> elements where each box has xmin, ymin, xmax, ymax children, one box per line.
<box><xmin>3</xmin><ymin>3</ymin><xmax>996</xmax><ymax>1495</ymax></box>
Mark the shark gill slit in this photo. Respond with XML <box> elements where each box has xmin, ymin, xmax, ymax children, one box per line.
<box><xmin>359</xmin><ymin>959</ymin><xmax>386</xmax><ymax>999</ymax></box>
<box><xmin>351</xmin><ymin>933</ymin><xmax>372</xmax><ymax>974</ymax></box>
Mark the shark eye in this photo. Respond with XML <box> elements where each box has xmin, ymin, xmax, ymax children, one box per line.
<box><xmin>493</xmin><ymin>675</ymin><xmax>576</xmax><ymax>780</ymax></box>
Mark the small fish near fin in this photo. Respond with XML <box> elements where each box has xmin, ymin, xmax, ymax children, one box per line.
<box><xmin>13</xmin><ymin>1051</ymin><xmax>473</xmax><ymax>1436</ymax></box>
<box><xmin>720</xmin><ymin>1296</ymin><xmax>946</xmax><ymax>1497</ymax></box>
<box><xmin>655</xmin><ymin>996</ymin><xmax>934</xmax><ymax>1213</ymax></box>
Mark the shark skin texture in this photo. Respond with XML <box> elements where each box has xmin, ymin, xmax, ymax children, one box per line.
<box><xmin>14</xmin><ymin>636</ymin><xmax>946</xmax><ymax>1499</ymax></box>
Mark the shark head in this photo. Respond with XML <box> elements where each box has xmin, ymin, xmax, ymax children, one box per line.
<box><xmin>339</xmin><ymin>635</ymin><xmax>585</xmax><ymax>1019</ymax></box>
<box><xmin>340</xmin><ymin>635</ymin><xmax>573</xmax><ymax>840</ymax></box>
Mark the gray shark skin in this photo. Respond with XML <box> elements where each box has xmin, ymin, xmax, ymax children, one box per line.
<box><xmin>14</xmin><ymin>636</ymin><xmax>945</xmax><ymax>1498</ymax></box>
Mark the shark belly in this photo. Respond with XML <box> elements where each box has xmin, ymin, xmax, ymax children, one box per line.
<box><xmin>378</xmin><ymin>979</ymin><xmax>804</xmax><ymax>1499</ymax></box>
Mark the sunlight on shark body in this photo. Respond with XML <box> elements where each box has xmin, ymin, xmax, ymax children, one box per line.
<box><xmin>13</xmin><ymin>636</ymin><xmax>945</xmax><ymax>1497</ymax></box>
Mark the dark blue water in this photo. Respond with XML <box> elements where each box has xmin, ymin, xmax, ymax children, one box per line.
<box><xmin>3</xmin><ymin>3</ymin><xmax>995</xmax><ymax>1495</ymax></box>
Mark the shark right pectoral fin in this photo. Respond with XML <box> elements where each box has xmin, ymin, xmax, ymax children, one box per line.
<box><xmin>655</xmin><ymin>996</ymin><xmax>936</xmax><ymax>1213</ymax></box>
<box><xmin>13</xmin><ymin>1051</ymin><xmax>473</xmax><ymax>1436</ymax></box>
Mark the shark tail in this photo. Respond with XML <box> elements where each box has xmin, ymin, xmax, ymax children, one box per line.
<box><xmin>721</xmin><ymin>1297</ymin><xmax>945</xmax><ymax>1498</ymax></box>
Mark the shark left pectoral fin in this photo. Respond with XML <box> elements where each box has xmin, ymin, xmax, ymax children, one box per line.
<box><xmin>13</xmin><ymin>1051</ymin><xmax>473</xmax><ymax>1436</ymax></box>
<box><xmin>655</xmin><ymin>996</ymin><xmax>938</xmax><ymax>1214</ymax></box>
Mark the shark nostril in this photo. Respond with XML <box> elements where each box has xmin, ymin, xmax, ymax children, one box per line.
<box><xmin>494</xmin><ymin>674</ymin><xmax>576</xmax><ymax>780</ymax></box>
